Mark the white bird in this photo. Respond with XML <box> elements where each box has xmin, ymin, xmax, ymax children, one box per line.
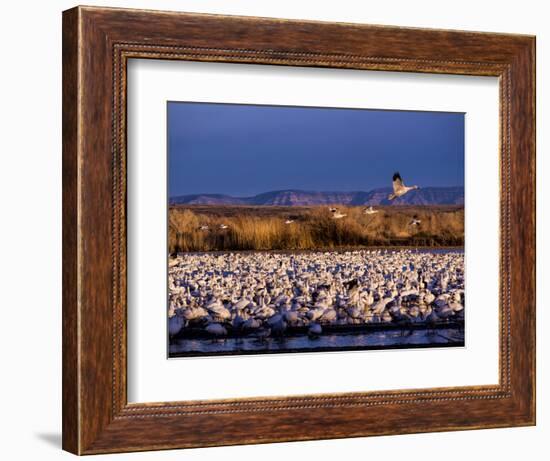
<box><xmin>168</xmin><ymin>258</ymin><xmax>180</xmax><ymax>268</ymax></box>
<box><xmin>183</xmin><ymin>306</ymin><xmax>207</xmax><ymax>321</ymax></box>
<box><xmin>364</xmin><ymin>206</ymin><xmax>379</xmax><ymax>215</ymax></box>
<box><xmin>371</xmin><ymin>296</ymin><xmax>394</xmax><ymax>315</ymax></box>
<box><xmin>242</xmin><ymin>318</ymin><xmax>262</xmax><ymax>330</ymax></box>
<box><xmin>198</xmin><ymin>225</ymin><xmax>209</xmax><ymax>231</ymax></box>
<box><xmin>330</xmin><ymin>208</ymin><xmax>347</xmax><ymax>219</ymax></box>
<box><xmin>219</xmin><ymin>224</ymin><xmax>229</xmax><ymax>230</ymax></box>
<box><xmin>168</xmin><ymin>311</ymin><xmax>185</xmax><ymax>336</ymax></box>
<box><xmin>284</xmin><ymin>310</ymin><xmax>300</xmax><ymax>324</ymax></box>
<box><xmin>206</xmin><ymin>299</ymin><xmax>231</xmax><ymax>320</ymax></box>
<box><xmin>409</xmin><ymin>218</ymin><xmax>421</xmax><ymax>226</ymax></box>
<box><xmin>388</xmin><ymin>172</ymin><xmax>419</xmax><ymax>200</ymax></box>
<box><xmin>307</xmin><ymin>307</ymin><xmax>325</xmax><ymax>321</ymax></box>
<box><xmin>308</xmin><ymin>323</ymin><xmax>322</xmax><ymax>336</ymax></box>
<box><xmin>285</xmin><ymin>219</ymin><xmax>295</xmax><ymax>224</ymax></box>
<box><xmin>233</xmin><ymin>298</ymin><xmax>251</xmax><ymax>311</ymax></box>
<box><xmin>205</xmin><ymin>323</ymin><xmax>227</xmax><ymax>337</ymax></box>
<box><xmin>320</xmin><ymin>309</ymin><xmax>338</xmax><ymax>323</ymax></box>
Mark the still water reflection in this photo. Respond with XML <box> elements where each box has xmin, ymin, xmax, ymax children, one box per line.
<box><xmin>169</xmin><ymin>328</ymin><xmax>464</xmax><ymax>357</ymax></box>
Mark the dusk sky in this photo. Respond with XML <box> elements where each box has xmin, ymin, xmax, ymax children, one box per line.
<box><xmin>168</xmin><ymin>102</ymin><xmax>464</xmax><ymax>198</ymax></box>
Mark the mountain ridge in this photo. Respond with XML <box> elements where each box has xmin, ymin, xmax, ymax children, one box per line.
<box><xmin>170</xmin><ymin>186</ymin><xmax>464</xmax><ymax>206</ymax></box>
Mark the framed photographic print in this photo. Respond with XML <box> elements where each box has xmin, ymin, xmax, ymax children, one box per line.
<box><xmin>62</xmin><ymin>6</ymin><xmax>535</xmax><ymax>455</ymax></box>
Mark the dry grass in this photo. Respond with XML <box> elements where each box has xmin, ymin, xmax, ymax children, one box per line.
<box><xmin>168</xmin><ymin>205</ymin><xmax>464</xmax><ymax>252</ymax></box>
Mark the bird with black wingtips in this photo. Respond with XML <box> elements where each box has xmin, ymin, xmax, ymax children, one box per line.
<box><xmin>330</xmin><ymin>208</ymin><xmax>347</xmax><ymax>219</ymax></box>
<box><xmin>388</xmin><ymin>172</ymin><xmax>419</xmax><ymax>200</ymax></box>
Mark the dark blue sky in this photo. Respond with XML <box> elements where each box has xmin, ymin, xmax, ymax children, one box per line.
<box><xmin>168</xmin><ymin>102</ymin><xmax>464</xmax><ymax>198</ymax></box>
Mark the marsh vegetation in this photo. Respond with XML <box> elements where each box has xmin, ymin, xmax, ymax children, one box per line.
<box><xmin>168</xmin><ymin>205</ymin><xmax>464</xmax><ymax>253</ymax></box>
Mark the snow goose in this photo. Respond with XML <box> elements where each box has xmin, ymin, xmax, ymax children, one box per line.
<box><xmin>308</xmin><ymin>322</ymin><xmax>322</xmax><ymax>337</ymax></box>
<box><xmin>205</xmin><ymin>323</ymin><xmax>227</xmax><ymax>337</ymax></box>
<box><xmin>168</xmin><ymin>309</ymin><xmax>185</xmax><ymax>337</ymax></box>
<box><xmin>331</xmin><ymin>208</ymin><xmax>347</xmax><ymax>219</ymax></box>
<box><xmin>388</xmin><ymin>172</ymin><xmax>419</xmax><ymax>200</ymax></box>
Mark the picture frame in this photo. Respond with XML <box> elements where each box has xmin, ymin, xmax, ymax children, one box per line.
<box><xmin>62</xmin><ymin>5</ymin><xmax>535</xmax><ymax>455</ymax></box>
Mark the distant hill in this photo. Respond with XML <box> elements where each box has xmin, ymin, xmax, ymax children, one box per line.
<box><xmin>170</xmin><ymin>187</ymin><xmax>464</xmax><ymax>207</ymax></box>
<box><xmin>350</xmin><ymin>187</ymin><xmax>464</xmax><ymax>206</ymax></box>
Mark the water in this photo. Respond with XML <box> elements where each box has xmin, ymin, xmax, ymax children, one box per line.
<box><xmin>169</xmin><ymin>327</ymin><xmax>464</xmax><ymax>357</ymax></box>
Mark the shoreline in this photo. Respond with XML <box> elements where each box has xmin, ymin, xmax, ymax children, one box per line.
<box><xmin>172</xmin><ymin>246</ymin><xmax>464</xmax><ymax>256</ymax></box>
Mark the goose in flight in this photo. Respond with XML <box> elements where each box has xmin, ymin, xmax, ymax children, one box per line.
<box><xmin>285</xmin><ymin>219</ymin><xmax>295</xmax><ymax>224</ymax></box>
<box><xmin>364</xmin><ymin>206</ymin><xmax>379</xmax><ymax>215</ymax></box>
<box><xmin>219</xmin><ymin>224</ymin><xmax>229</xmax><ymax>230</ymax></box>
<box><xmin>330</xmin><ymin>208</ymin><xmax>347</xmax><ymax>219</ymax></box>
<box><xmin>409</xmin><ymin>218</ymin><xmax>421</xmax><ymax>226</ymax></box>
<box><xmin>388</xmin><ymin>172</ymin><xmax>419</xmax><ymax>200</ymax></box>
<box><xmin>198</xmin><ymin>225</ymin><xmax>209</xmax><ymax>231</ymax></box>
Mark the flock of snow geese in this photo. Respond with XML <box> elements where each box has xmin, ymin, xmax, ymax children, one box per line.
<box><xmin>196</xmin><ymin>172</ymin><xmax>422</xmax><ymax>231</ymax></box>
<box><xmin>168</xmin><ymin>249</ymin><xmax>464</xmax><ymax>340</ymax></box>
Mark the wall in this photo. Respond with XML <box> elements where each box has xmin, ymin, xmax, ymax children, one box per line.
<box><xmin>0</xmin><ymin>1</ymin><xmax>546</xmax><ymax>459</ymax></box>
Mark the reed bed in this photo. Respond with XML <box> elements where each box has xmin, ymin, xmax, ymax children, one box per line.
<box><xmin>168</xmin><ymin>205</ymin><xmax>464</xmax><ymax>253</ymax></box>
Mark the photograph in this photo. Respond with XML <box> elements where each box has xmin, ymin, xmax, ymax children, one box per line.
<box><xmin>167</xmin><ymin>101</ymin><xmax>465</xmax><ymax>357</ymax></box>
